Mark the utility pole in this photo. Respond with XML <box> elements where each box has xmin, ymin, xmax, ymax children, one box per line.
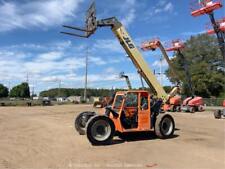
<box><xmin>84</xmin><ymin>46</ymin><xmax>88</xmax><ymax>102</ymax></box>
<box><xmin>26</xmin><ymin>72</ymin><xmax>29</xmax><ymax>83</ymax></box>
<box><xmin>58</xmin><ymin>79</ymin><xmax>61</xmax><ymax>97</ymax></box>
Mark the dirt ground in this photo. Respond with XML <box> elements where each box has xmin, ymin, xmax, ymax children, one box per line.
<box><xmin>0</xmin><ymin>105</ymin><xmax>224</xmax><ymax>169</ymax></box>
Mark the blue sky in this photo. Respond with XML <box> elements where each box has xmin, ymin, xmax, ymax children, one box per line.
<box><xmin>0</xmin><ymin>0</ymin><xmax>224</xmax><ymax>94</ymax></box>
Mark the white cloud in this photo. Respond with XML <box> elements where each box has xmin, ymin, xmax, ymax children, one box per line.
<box><xmin>120</xmin><ymin>0</ymin><xmax>136</xmax><ymax>27</ymax></box>
<box><xmin>0</xmin><ymin>0</ymin><xmax>83</xmax><ymax>32</ymax></box>
<box><xmin>89</xmin><ymin>56</ymin><xmax>106</xmax><ymax>65</ymax></box>
<box><xmin>153</xmin><ymin>2</ymin><xmax>174</xmax><ymax>15</ymax></box>
<box><xmin>38</xmin><ymin>52</ymin><xmax>63</xmax><ymax>61</ymax></box>
<box><xmin>41</xmin><ymin>76</ymin><xmax>61</xmax><ymax>82</ymax></box>
<box><xmin>121</xmin><ymin>9</ymin><xmax>136</xmax><ymax>27</ymax></box>
<box><xmin>152</xmin><ymin>59</ymin><xmax>168</xmax><ymax>67</ymax></box>
<box><xmin>93</xmin><ymin>39</ymin><xmax>123</xmax><ymax>53</ymax></box>
<box><xmin>143</xmin><ymin>1</ymin><xmax>175</xmax><ymax>21</ymax></box>
<box><xmin>164</xmin><ymin>2</ymin><xmax>174</xmax><ymax>13</ymax></box>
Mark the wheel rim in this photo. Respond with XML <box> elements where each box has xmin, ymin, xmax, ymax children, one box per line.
<box><xmin>78</xmin><ymin>115</ymin><xmax>86</xmax><ymax>128</ymax></box>
<box><xmin>161</xmin><ymin>117</ymin><xmax>173</xmax><ymax>136</ymax></box>
<box><xmin>91</xmin><ymin>120</ymin><xmax>111</xmax><ymax>141</ymax></box>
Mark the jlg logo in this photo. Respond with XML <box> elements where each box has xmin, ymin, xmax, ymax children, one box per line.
<box><xmin>123</xmin><ymin>36</ymin><xmax>135</xmax><ymax>49</ymax></box>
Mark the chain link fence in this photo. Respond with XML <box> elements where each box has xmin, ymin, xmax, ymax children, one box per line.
<box><xmin>0</xmin><ymin>97</ymin><xmax>224</xmax><ymax>107</ymax></box>
<box><xmin>203</xmin><ymin>98</ymin><xmax>224</xmax><ymax>106</ymax></box>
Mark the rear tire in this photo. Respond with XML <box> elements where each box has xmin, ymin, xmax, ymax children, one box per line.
<box><xmin>86</xmin><ymin>115</ymin><xmax>115</xmax><ymax>145</ymax></box>
<box><xmin>189</xmin><ymin>107</ymin><xmax>195</xmax><ymax>113</ymax></box>
<box><xmin>198</xmin><ymin>105</ymin><xmax>204</xmax><ymax>112</ymax></box>
<box><xmin>214</xmin><ymin>110</ymin><xmax>221</xmax><ymax>119</ymax></box>
<box><xmin>155</xmin><ymin>114</ymin><xmax>175</xmax><ymax>139</ymax></box>
<box><xmin>75</xmin><ymin>112</ymin><xmax>96</xmax><ymax>135</ymax></box>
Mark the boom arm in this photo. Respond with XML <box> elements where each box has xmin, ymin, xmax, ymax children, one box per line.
<box><xmin>97</xmin><ymin>18</ymin><xmax>168</xmax><ymax>102</ymax></box>
<box><xmin>61</xmin><ymin>12</ymin><xmax>171</xmax><ymax>102</ymax></box>
<box><xmin>156</xmin><ymin>41</ymin><xmax>194</xmax><ymax>96</ymax></box>
<box><xmin>157</xmin><ymin>42</ymin><xmax>180</xmax><ymax>83</ymax></box>
<box><xmin>119</xmin><ymin>72</ymin><xmax>132</xmax><ymax>89</ymax></box>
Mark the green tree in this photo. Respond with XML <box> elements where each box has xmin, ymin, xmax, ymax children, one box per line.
<box><xmin>0</xmin><ymin>84</ymin><xmax>9</xmax><ymax>98</ymax></box>
<box><xmin>10</xmin><ymin>82</ymin><xmax>30</xmax><ymax>98</ymax></box>
<box><xmin>166</xmin><ymin>34</ymin><xmax>225</xmax><ymax>98</ymax></box>
<box><xmin>40</xmin><ymin>88</ymin><xmax>117</xmax><ymax>98</ymax></box>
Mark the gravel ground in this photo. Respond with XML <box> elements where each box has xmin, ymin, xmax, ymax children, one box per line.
<box><xmin>0</xmin><ymin>105</ymin><xmax>224</xmax><ymax>169</ymax></box>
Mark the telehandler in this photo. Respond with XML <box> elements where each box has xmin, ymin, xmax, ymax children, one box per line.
<box><xmin>62</xmin><ymin>3</ymin><xmax>176</xmax><ymax>145</ymax></box>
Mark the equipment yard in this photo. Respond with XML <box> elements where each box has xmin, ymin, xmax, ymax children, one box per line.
<box><xmin>0</xmin><ymin>105</ymin><xmax>224</xmax><ymax>169</ymax></box>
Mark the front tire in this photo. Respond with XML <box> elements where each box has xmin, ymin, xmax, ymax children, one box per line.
<box><xmin>86</xmin><ymin>115</ymin><xmax>115</xmax><ymax>145</ymax></box>
<box><xmin>189</xmin><ymin>107</ymin><xmax>195</xmax><ymax>113</ymax></box>
<box><xmin>155</xmin><ymin>114</ymin><xmax>175</xmax><ymax>139</ymax></box>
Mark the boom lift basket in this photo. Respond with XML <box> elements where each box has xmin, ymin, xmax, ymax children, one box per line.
<box><xmin>141</xmin><ymin>38</ymin><xmax>160</xmax><ymax>51</ymax></box>
<box><xmin>165</xmin><ymin>40</ymin><xmax>185</xmax><ymax>52</ymax></box>
<box><xmin>190</xmin><ymin>0</ymin><xmax>223</xmax><ymax>17</ymax></box>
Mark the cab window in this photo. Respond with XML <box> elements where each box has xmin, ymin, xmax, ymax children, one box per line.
<box><xmin>125</xmin><ymin>93</ymin><xmax>138</xmax><ymax>107</ymax></box>
<box><xmin>113</xmin><ymin>95</ymin><xmax>123</xmax><ymax>109</ymax></box>
<box><xmin>140</xmin><ymin>93</ymin><xmax>149</xmax><ymax>110</ymax></box>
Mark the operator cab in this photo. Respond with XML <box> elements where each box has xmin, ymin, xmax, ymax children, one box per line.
<box><xmin>111</xmin><ymin>90</ymin><xmax>151</xmax><ymax>131</ymax></box>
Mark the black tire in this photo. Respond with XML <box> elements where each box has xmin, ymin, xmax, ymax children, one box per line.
<box><xmin>197</xmin><ymin>105</ymin><xmax>204</xmax><ymax>112</ymax></box>
<box><xmin>214</xmin><ymin>110</ymin><xmax>221</xmax><ymax>119</ymax></box>
<box><xmin>75</xmin><ymin>112</ymin><xmax>96</xmax><ymax>135</ymax></box>
<box><xmin>86</xmin><ymin>115</ymin><xmax>115</xmax><ymax>145</ymax></box>
<box><xmin>155</xmin><ymin>114</ymin><xmax>175</xmax><ymax>139</ymax></box>
<box><xmin>176</xmin><ymin>106</ymin><xmax>181</xmax><ymax>112</ymax></box>
<box><xmin>189</xmin><ymin>107</ymin><xmax>195</xmax><ymax>113</ymax></box>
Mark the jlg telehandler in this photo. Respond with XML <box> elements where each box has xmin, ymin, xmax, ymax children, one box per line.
<box><xmin>62</xmin><ymin>3</ymin><xmax>176</xmax><ymax>145</ymax></box>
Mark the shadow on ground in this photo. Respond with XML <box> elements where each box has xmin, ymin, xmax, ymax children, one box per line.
<box><xmin>104</xmin><ymin>129</ymin><xmax>180</xmax><ymax>146</ymax></box>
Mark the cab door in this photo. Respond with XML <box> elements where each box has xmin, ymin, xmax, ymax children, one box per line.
<box><xmin>138</xmin><ymin>92</ymin><xmax>151</xmax><ymax>130</ymax></box>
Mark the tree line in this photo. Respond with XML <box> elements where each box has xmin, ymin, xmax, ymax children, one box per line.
<box><xmin>39</xmin><ymin>86</ymin><xmax>173</xmax><ymax>98</ymax></box>
<box><xmin>0</xmin><ymin>82</ymin><xmax>30</xmax><ymax>98</ymax></box>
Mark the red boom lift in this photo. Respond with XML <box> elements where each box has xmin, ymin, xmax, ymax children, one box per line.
<box><xmin>191</xmin><ymin>0</ymin><xmax>225</xmax><ymax>67</ymax></box>
<box><xmin>207</xmin><ymin>17</ymin><xmax>225</xmax><ymax>34</ymax></box>
<box><xmin>141</xmin><ymin>38</ymin><xmax>182</xmax><ymax>112</ymax></box>
<box><xmin>166</xmin><ymin>40</ymin><xmax>204</xmax><ymax>113</ymax></box>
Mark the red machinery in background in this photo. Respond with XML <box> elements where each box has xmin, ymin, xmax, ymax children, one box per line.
<box><xmin>191</xmin><ymin>0</ymin><xmax>222</xmax><ymax>17</ymax></box>
<box><xmin>214</xmin><ymin>100</ymin><xmax>225</xmax><ymax>119</ymax></box>
<box><xmin>165</xmin><ymin>40</ymin><xmax>204</xmax><ymax>113</ymax></box>
<box><xmin>191</xmin><ymin>0</ymin><xmax>225</xmax><ymax>67</ymax></box>
<box><xmin>207</xmin><ymin>17</ymin><xmax>225</xmax><ymax>34</ymax></box>
<box><xmin>141</xmin><ymin>39</ymin><xmax>182</xmax><ymax>112</ymax></box>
